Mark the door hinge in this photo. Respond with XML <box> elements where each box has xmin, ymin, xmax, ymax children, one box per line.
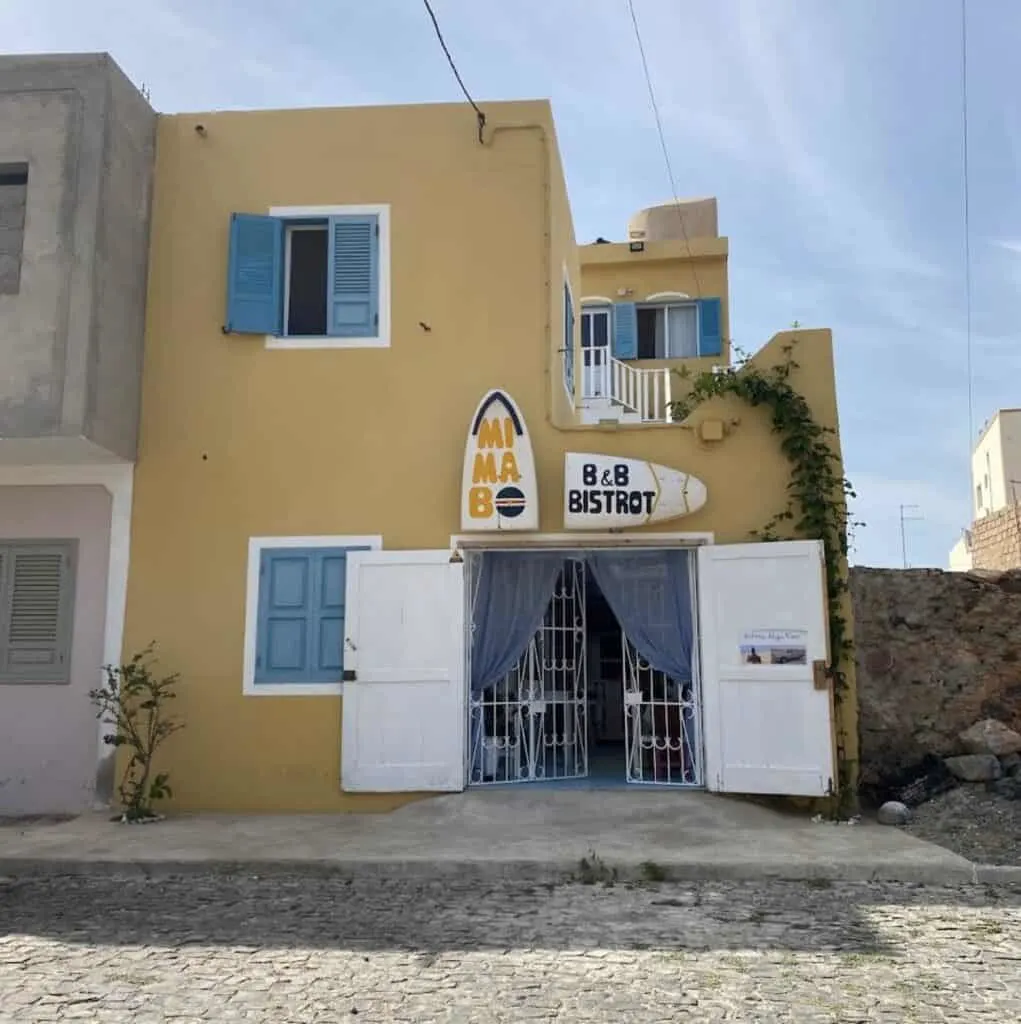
<box><xmin>812</xmin><ymin>659</ymin><xmax>829</xmax><ymax>690</ymax></box>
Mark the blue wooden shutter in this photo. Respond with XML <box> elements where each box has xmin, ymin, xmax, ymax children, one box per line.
<box><xmin>328</xmin><ymin>215</ymin><xmax>379</xmax><ymax>337</ymax></box>
<box><xmin>697</xmin><ymin>297</ymin><xmax>723</xmax><ymax>356</ymax></box>
<box><xmin>255</xmin><ymin>549</ymin><xmax>313</xmax><ymax>683</ymax></box>
<box><xmin>255</xmin><ymin>546</ymin><xmax>371</xmax><ymax>685</ymax></box>
<box><xmin>311</xmin><ymin>550</ymin><xmax>345</xmax><ymax>683</ymax></box>
<box><xmin>563</xmin><ymin>284</ymin><xmax>575</xmax><ymax>396</ymax></box>
<box><xmin>225</xmin><ymin>213</ymin><xmax>283</xmax><ymax>335</ymax></box>
<box><xmin>612</xmin><ymin>302</ymin><xmax>638</xmax><ymax>359</ymax></box>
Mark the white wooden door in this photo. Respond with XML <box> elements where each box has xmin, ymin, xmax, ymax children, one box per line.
<box><xmin>697</xmin><ymin>540</ymin><xmax>834</xmax><ymax>797</ymax></box>
<box><xmin>341</xmin><ymin>550</ymin><xmax>465</xmax><ymax>792</ymax></box>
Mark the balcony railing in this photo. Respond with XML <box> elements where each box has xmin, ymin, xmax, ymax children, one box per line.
<box><xmin>581</xmin><ymin>348</ymin><xmax>673</xmax><ymax>423</ymax></box>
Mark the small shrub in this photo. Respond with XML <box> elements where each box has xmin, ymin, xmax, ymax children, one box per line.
<box><xmin>88</xmin><ymin>642</ymin><xmax>183</xmax><ymax>822</ymax></box>
<box><xmin>639</xmin><ymin>860</ymin><xmax>668</xmax><ymax>882</ymax></box>
<box><xmin>574</xmin><ymin>849</ymin><xmax>618</xmax><ymax>886</ymax></box>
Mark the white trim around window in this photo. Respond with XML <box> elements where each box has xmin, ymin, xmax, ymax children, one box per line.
<box><xmin>242</xmin><ymin>534</ymin><xmax>383</xmax><ymax>696</ymax></box>
<box><xmin>265</xmin><ymin>204</ymin><xmax>391</xmax><ymax>351</ymax></box>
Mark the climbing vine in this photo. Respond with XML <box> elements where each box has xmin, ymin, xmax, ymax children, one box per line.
<box><xmin>670</xmin><ymin>338</ymin><xmax>862</xmax><ymax>805</ymax></box>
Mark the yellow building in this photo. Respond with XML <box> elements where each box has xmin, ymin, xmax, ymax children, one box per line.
<box><xmin>123</xmin><ymin>98</ymin><xmax>855</xmax><ymax>812</ymax></box>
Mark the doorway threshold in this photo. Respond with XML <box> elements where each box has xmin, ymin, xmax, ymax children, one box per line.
<box><xmin>475</xmin><ymin>777</ymin><xmax>702</xmax><ymax>792</ymax></box>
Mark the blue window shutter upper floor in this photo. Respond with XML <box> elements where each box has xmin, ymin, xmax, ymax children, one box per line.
<box><xmin>697</xmin><ymin>297</ymin><xmax>723</xmax><ymax>357</ymax></box>
<box><xmin>563</xmin><ymin>283</ymin><xmax>575</xmax><ymax>395</ymax></box>
<box><xmin>328</xmin><ymin>215</ymin><xmax>379</xmax><ymax>337</ymax></box>
<box><xmin>612</xmin><ymin>302</ymin><xmax>638</xmax><ymax>359</ymax></box>
<box><xmin>225</xmin><ymin>213</ymin><xmax>283</xmax><ymax>335</ymax></box>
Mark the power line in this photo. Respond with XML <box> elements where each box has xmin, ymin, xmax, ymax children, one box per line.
<box><xmin>422</xmin><ymin>0</ymin><xmax>486</xmax><ymax>142</ymax></box>
<box><xmin>625</xmin><ymin>0</ymin><xmax>703</xmax><ymax>299</ymax></box>
<box><xmin>961</xmin><ymin>0</ymin><xmax>974</xmax><ymax>446</ymax></box>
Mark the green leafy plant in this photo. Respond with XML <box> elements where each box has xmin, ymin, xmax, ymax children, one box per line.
<box><xmin>88</xmin><ymin>642</ymin><xmax>183</xmax><ymax>822</ymax></box>
<box><xmin>574</xmin><ymin>849</ymin><xmax>618</xmax><ymax>886</ymax></box>
<box><xmin>670</xmin><ymin>339</ymin><xmax>863</xmax><ymax>805</ymax></box>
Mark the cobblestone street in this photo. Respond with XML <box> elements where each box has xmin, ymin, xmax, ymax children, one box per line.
<box><xmin>1</xmin><ymin>874</ymin><xmax>1019</xmax><ymax>1022</ymax></box>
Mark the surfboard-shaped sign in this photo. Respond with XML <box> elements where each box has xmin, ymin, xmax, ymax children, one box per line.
<box><xmin>461</xmin><ymin>390</ymin><xmax>539</xmax><ymax>531</ymax></box>
<box><xmin>563</xmin><ymin>453</ymin><xmax>707</xmax><ymax>530</ymax></box>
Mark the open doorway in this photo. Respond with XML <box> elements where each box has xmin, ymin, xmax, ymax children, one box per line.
<box><xmin>584</xmin><ymin>565</ymin><xmax>627</xmax><ymax>782</ymax></box>
<box><xmin>466</xmin><ymin>548</ymin><xmax>701</xmax><ymax>788</ymax></box>
<box><xmin>586</xmin><ymin>562</ymin><xmax>702</xmax><ymax>787</ymax></box>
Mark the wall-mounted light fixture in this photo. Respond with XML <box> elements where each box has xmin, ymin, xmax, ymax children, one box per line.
<box><xmin>629</xmin><ymin>241</ymin><xmax>645</xmax><ymax>253</ymax></box>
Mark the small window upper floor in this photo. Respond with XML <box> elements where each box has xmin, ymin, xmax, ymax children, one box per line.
<box><xmin>223</xmin><ymin>204</ymin><xmax>390</xmax><ymax>349</ymax></box>
<box><xmin>581</xmin><ymin>296</ymin><xmax>723</xmax><ymax>361</ymax></box>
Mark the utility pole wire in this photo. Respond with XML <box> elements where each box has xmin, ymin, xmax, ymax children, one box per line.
<box><xmin>625</xmin><ymin>0</ymin><xmax>703</xmax><ymax>299</ymax></box>
<box><xmin>422</xmin><ymin>0</ymin><xmax>486</xmax><ymax>142</ymax></box>
<box><xmin>961</xmin><ymin>0</ymin><xmax>974</xmax><ymax>446</ymax></box>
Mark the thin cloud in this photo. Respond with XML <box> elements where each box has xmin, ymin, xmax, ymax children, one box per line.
<box><xmin>731</xmin><ymin>0</ymin><xmax>943</xmax><ymax>282</ymax></box>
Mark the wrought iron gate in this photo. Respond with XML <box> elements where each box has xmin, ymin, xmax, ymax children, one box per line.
<box><xmin>623</xmin><ymin>637</ymin><xmax>702</xmax><ymax>786</ymax></box>
<box><xmin>468</xmin><ymin>556</ymin><xmax>588</xmax><ymax>784</ymax></box>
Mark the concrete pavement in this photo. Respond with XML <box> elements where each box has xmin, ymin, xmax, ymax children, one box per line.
<box><xmin>2</xmin><ymin>789</ymin><xmax>1011</xmax><ymax>885</ymax></box>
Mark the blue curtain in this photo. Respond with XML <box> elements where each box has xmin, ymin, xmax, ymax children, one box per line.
<box><xmin>586</xmin><ymin>549</ymin><xmax>696</xmax><ymax>777</ymax></box>
<box><xmin>586</xmin><ymin>549</ymin><xmax>693</xmax><ymax>681</ymax></box>
<box><xmin>469</xmin><ymin>551</ymin><xmax>565</xmax><ymax>779</ymax></box>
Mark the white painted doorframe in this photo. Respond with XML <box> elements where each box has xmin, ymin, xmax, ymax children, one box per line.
<box><xmin>457</xmin><ymin>534</ymin><xmax>709</xmax><ymax>789</ymax></box>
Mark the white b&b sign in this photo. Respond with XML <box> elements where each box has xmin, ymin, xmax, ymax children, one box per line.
<box><xmin>563</xmin><ymin>453</ymin><xmax>707</xmax><ymax>530</ymax></box>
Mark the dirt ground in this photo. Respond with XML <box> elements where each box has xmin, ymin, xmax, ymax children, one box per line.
<box><xmin>903</xmin><ymin>786</ymin><xmax>1020</xmax><ymax>866</ymax></box>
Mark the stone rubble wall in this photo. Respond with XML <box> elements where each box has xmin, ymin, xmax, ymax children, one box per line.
<box><xmin>852</xmin><ymin>565</ymin><xmax>1021</xmax><ymax>791</ymax></box>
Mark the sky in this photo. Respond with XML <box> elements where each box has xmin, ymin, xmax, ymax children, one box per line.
<box><xmin>1</xmin><ymin>0</ymin><xmax>1015</xmax><ymax>569</ymax></box>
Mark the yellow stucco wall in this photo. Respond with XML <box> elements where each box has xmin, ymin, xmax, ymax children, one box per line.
<box><xmin>124</xmin><ymin>99</ymin><xmax>854</xmax><ymax>812</ymax></box>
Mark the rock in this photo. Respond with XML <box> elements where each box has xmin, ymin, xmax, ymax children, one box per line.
<box><xmin>999</xmin><ymin>752</ymin><xmax>1021</xmax><ymax>777</ymax></box>
<box><xmin>877</xmin><ymin>801</ymin><xmax>911</xmax><ymax>825</ymax></box>
<box><xmin>944</xmin><ymin>754</ymin><xmax>1002</xmax><ymax>782</ymax></box>
<box><xmin>987</xmin><ymin>776</ymin><xmax>1021</xmax><ymax>800</ymax></box>
<box><xmin>853</xmin><ymin>567</ymin><xmax>1021</xmax><ymax>790</ymax></box>
<box><xmin>959</xmin><ymin>719</ymin><xmax>1021</xmax><ymax>757</ymax></box>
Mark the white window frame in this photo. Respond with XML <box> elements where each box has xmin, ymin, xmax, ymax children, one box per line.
<box><xmin>265</xmin><ymin>204</ymin><xmax>391</xmax><ymax>352</ymax></box>
<box><xmin>581</xmin><ymin>306</ymin><xmax>612</xmax><ymax>344</ymax></box>
<box><xmin>242</xmin><ymin>534</ymin><xmax>383</xmax><ymax>696</ymax></box>
<box><xmin>637</xmin><ymin>301</ymin><xmax>700</xmax><ymax>359</ymax></box>
<box><xmin>580</xmin><ymin>305</ymin><xmax>612</xmax><ymax>400</ymax></box>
